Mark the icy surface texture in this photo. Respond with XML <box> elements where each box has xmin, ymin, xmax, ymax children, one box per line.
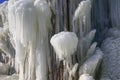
<box><xmin>101</xmin><ymin>29</ymin><xmax>120</xmax><ymax>80</ymax></box>
<box><xmin>50</xmin><ymin>31</ymin><xmax>78</xmax><ymax>60</ymax></box>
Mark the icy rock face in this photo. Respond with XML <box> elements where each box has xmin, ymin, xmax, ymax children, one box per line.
<box><xmin>101</xmin><ymin>30</ymin><xmax>120</xmax><ymax>79</ymax></box>
<box><xmin>50</xmin><ymin>31</ymin><xmax>78</xmax><ymax>60</ymax></box>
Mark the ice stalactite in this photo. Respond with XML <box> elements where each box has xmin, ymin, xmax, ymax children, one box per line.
<box><xmin>8</xmin><ymin>0</ymin><xmax>19</xmax><ymax>73</ymax></box>
<box><xmin>0</xmin><ymin>0</ymin><xmax>107</xmax><ymax>79</ymax></box>
<box><xmin>8</xmin><ymin>0</ymin><xmax>37</xmax><ymax>80</ymax></box>
<box><xmin>73</xmin><ymin>0</ymin><xmax>91</xmax><ymax>36</ymax></box>
<box><xmin>73</xmin><ymin>0</ymin><xmax>93</xmax><ymax>63</ymax></box>
<box><xmin>34</xmin><ymin>0</ymin><xmax>53</xmax><ymax>80</ymax></box>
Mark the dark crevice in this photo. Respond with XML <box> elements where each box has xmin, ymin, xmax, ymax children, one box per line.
<box><xmin>91</xmin><ymin>0</ymin><xmax>112</xmax><ymax>46</ymax></box>
<box><xmin>66</xmin><ymin>0</ymin><xmax>70</xmax><ymax>31</ymax></box>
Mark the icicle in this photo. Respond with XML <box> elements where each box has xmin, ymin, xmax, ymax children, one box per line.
<box><xmin>8</xmin><ymin>0</ymin><xmax>37</xmax><ymax>80</ymax></box>
<box><xmin>85</xmin><ymin>42</ymin><xmax>97</xmax><ymax>59</ymax></box>
<box><xmin>73</xmin><ymin>0</ymin><xmax>92</xmax><ymax>36</ymax></box>
<box><xmin>83</xmin><ymin>29</ymin><xmax>96</xmax><ymax>54</ymax></box>
<box><xmin>34</xmin><ymin>0</ymin><xmax>52</xmax><ymax>80</ymax></box>
<box><xmin>73</xmin><ymin>0</ymin><xmax>92</xmax><ymax>63</ymax></box>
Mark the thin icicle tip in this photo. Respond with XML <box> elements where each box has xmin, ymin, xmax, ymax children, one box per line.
<box><xmin>50</xmin><ymin>31</ymin><xmax>78</xmax><ymax>60</ymax></box>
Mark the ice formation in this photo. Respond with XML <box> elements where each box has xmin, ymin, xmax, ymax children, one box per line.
<box><xmin>73</xmin><ymin>0</ymin><xmax>94</xmax><ymax>64</ymax></box>
<box><xmin>50</xmin><ymin>31</ymin><xmax>78</xmax><ymax>60</ymax></box>
<box><xmin>8</xmin><ymin>0</ymin><xmax>37</xmax><ymax>80</ymax></box>
<box><xmin>73</xmin><ymin>0</ymin><xmax>91</xmax><ymax>36</ymax></box>
<box><xmin>34</xmin><ymin>0</ymin><xmax>52</xmax><ymax>80</ymax></box>
<box><xmin>0</xmin><ymin>0</ymin><xmax>106</xmax><ymax>80</ymax></box>
<box><xmin>79</xmin><ymin>74</ymin><xmax>95</xmax><ymax>80</ymax></box>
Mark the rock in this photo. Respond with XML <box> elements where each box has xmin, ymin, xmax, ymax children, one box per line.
<box><xmin>101</xmin><ymin>37</ymin><xmax>120</xmax><ymax>80</ymax></box>
<box><xmin>107</xmin><ymin>28</ymin><xmax>120</xmax><ymax>38</ymax></box>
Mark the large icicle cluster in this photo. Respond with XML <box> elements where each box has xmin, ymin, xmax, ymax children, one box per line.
<box><xmin>8</xmin><ymin>0</ymin><xmax>37</xmax><ymax>80</ymax></box>
<box><xmin>0</xmin><ymin>0</ymin><xmax>105</xmax><ymax>80</ymax></box>
<box><xmin>7</xmin><ymin>0</ymin><xmax>52</xmax><ymax>80</ymax></box>
<box><xmin>73</xmin><ymin>0</ymin><xmax>94</xmax><ymax>63</ymax></box>
<box><xmin>49</xmin><ymin>0</ymin><xmax>103</xmax><ymax>80</ymax></box>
